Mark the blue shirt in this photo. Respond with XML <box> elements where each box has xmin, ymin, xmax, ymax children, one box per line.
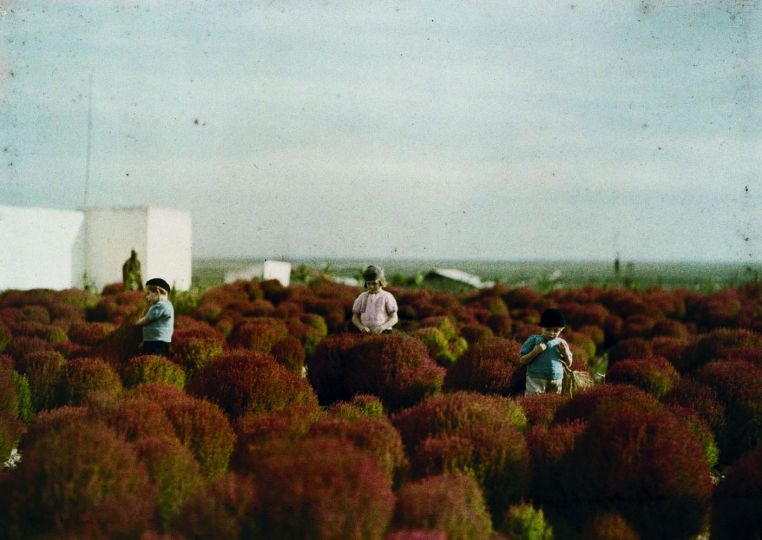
<box><xmin>142</xmin><ymin>299</ymin><xmax>174</xmax><ymax>343</ymax></box>
<box><xmin>520</xmin><ymin>335</ymin><xmax>567</xmax><ymax>380</ymax></box>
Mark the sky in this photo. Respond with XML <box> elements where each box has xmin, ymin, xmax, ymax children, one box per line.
<box><xmin>0</xmin><ymin>0</ymin><xmax>760</xmax><ymax>263</ymax></box>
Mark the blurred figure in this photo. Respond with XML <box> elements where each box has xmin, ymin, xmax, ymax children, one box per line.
<box><xmin>122</xmin><ymin>249</ymin><xmax>143</xmax><ymax>291</ymax></box>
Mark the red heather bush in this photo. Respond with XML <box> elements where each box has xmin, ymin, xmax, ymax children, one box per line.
<box><xmin>227</xmin><ymin>317</ymin><xmax>288</xmax><ymax>353</ymax></box>
<box><xmin>663</xmin><ymin>379</ymin><xmax>727</xmax><ymax>440</ymax></box>
<box><xmin>582</xmin><ymin>512</ymin><xmax>639</xmax><ymax>540</ymax></box>
<box><xmin>712</xmin><ymin>443</ymin><xmax>762</xmax><ymax>540</ymax></box>
<box><xmin>344</xmin><ymin>334</ymin><xmax>445</xmax><ymax>412</ymax></box>
<box><xmin>171</xmin><ymin>325</ymin><xmax>225</xmax><ymax>375</ymax></box>
<box><xmin>6</xmin><ymin>335</ymin><xmax>55</xmax><ymax>361</ymax></box>
<box><xmin>526</xmin><ymin>420</ymin><xmax>588</xmax><ymax>503</ymax></box>
<box><xmin>308</xmin><ymin>413</ymin><xmax>407</xmax><ymax>483</ymax></box>
<box><xmin>444</xmin><ymin>337</ymin><xmax>522</xmax><ymax>396</ymax></box>
<box><xmin>62</xmin><ymin>357</ymin><xmax>122</xmax><ymax>405</ymax></box>
<box><xmin>0</xmin><ymin>367</ymin><xmax>20</xmax><ymax>418</ymax></box>
<box><xmin>19</xmin><ymin>304</ymin><xmax>51</xmax><ymax>324</ymax></box>
<box><xmin>695</xmin><ymin>359</ymin><xmax>762</xmax><ymax>463</ymax></box>
<box><xmin>143</xmin><ymin>390</ymin><xmax>236</xmax><ymax>480</ymax></box>
<box><xmin>135</xmin><ymin>435</ymin><xmax>205</xmax><ymax>531</ymax></box>
<box><xmin>603</xmin><ymin>314</ymin><xmax>623</xmax><ymax>345</ymax></box>
<box><xmin>650</xmin><ymin>336</ymin><xmax>690</xmax><ymax>365</ymax></box>
<box><xmin>10</xmin><ymin>321</ymin><xmax>67</xmax><ymax>343</ymax></box>
<box><xmin>697</xmin><ymin>290</ymin><xmax>744</xmax><ymax>329</ymax></box>
<box><xmin>620</xmin><ymin>314</ymin><xmax>656</xmax><ymax>340</ymax></box>
<box><xmin>20</xmin><ymin>350</ymin><xmax>67</xmax><ymax>412</ymax></box>
<box><xmin>724</xmin><ymin>346</ymin><xmax>762</xmax><ymax>368</ymax></box>
<box><xmin>188</xmin><ymin>350</ymin><xmax>318</xmax><ymax>418</ymax></box>
<box><xmin>270</xmin><ymin>336</ymin><xmax>306</xmax><ymax>374</ymax></box>
<box><xmin>99</xmin><ymin>396</ymin><xmax>176</xmax><ymax>442</ymax></box>
<box><xmin>285</xmin><ymin>317</ymin><xmax>324</xmax><ymax>358</ymax></box>
<box><xmin>0</xmin><ymin>322</ymin><xmax>11</xmax><ymax>353</ymax></box>
<box><xmin>605</xmin><ymin>337</ymin><xmax>653</xmax><ymax>367</ymax></box>
<box><xmin>6</xmin><ymin>420</ymin><xmax>155</xmax><ymax>539</ymax></box>
<box><xmin>503</xmin><ymin>287</ymin><xmax>543</xmax><ymax>309</ymax></box>
<box><xmin>517</xmin><ymin>392</ymin><xmax>569</xmax><ymax>426</ymax></box>
<box><xmin>393</xmin><ymin>473</ymin><xmax>493</xmax><ymax>540</ymax></box>
<box><xmin>666</xmin><ymin>404</ymin><xmax>719</xmax><ymax>469</ymax></box>
<box><xmin>605</xmin><ymin>356</ymin><xmax>680</xmax><ymax>398</ymax></box>
<box><xmin>459</xmin><ymin>323</ymin><xmax>493</xmax><ymax>345</ymax></box>
<box><xmin>68</xmin><ymin>321</ymin><xmax>116</xmax><ymax>346</ymax></box>
<box><xmin>419</xmin><ymin>316</ymin><xmax>458</xmax><ymax>340</ymax></box>
<box><xmin>680</xmin><ymin>328</ymin><xmax>762</xmax><ymax>373</ymax></box>
<box><xmin>175</xmin><ymin>473</ymin><xmax>259</xmax><ymax>540</ymax></box>
<box><xmin>386</xmin><ymin>531</ymin><xmax>447</xmax><ymax>540</ymax></box>
<box><xmin>560</xmin><ymin>403</ymin><xmax>712</xmax><ymax>540</ymax></box>
<box><xmin>250</xmin><ymin>436</ymin><xmax>394</xmax><ymax>539</ymax></box>
<box><xmin>553</xmin><ymin>384</ymin><xmax>663</xmax><ymax>425</ymax></box>
<box><xmin>303</xmin><ymin>297</ymin><xmax>348</xmax><ymax>332</ymax></box>
<box><xmin>652</xmin><ymin>318</ymin><xmax>690</xmax><ymax>339</ymax></box>
<box><xmin>486</xmin><ymin>313</ymin><xmax>512</xmax><ymax>338</ymax></box>
<box><xmin>123</xmin><ymin>355</ymin><xmax>186</xmax><ymax>389</ymax></box>
<box><xmin>566</xmin><ymin>331</ymin><xmax>596</xmax><ymax>360</ymax></box>
<box><xmin>559</xmin><ymin>302</ymin><xmax>610</xmax><ymax>328</ymax></box>
<box><xmin>577</xmin><ymin>324</ymin><xmax>605</xmax><ymax>347</ymax></box>
<box><xmin>306</xmin><ymin>333</ymin><xmax>360</xmax><ymax>405</ymax></box>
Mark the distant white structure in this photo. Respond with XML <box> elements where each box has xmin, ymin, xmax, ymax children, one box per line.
<box><xmin>423</xmin><ymin>268</ymin><xmax>495</xmax><ymax>290</ymax></box>
<box><xmin>0</xmin><ymin>205</ymin><xmax>192</xmax><ymax>291</ymax></box>
<box><xmin>224</xmin><ymin>260</ymin><xmax>292</xmax><ymax>287</ymax></box>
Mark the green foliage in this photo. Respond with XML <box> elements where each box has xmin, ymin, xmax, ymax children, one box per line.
<box><xmin>10</xmin><ymin>370</ymin><xmax>33</xmax><ymax>423</ymax></box>
<box><xmin>501</xmin><ymin>502</ymin><xmax>553</xmax><ymax>540</ymax></box>
<box><xmin>123</xmin><ymin>355</ymin><xmax>186</xmax><ymax>390</ymax></box>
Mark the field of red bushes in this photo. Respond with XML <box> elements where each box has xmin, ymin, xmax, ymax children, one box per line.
<box><xmin>0</xmin><ymin>277</ymin><xmax>760</xmax><ymax>539</ymax></box>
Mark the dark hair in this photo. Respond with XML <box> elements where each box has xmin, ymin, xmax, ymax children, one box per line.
<box><xmin>539</xmin><ymin>308</ymin><xmax>565</xmax><ymax>328</ymax></box>
<box><xmin>145</xmin><ymin>278</ymin><xmax>171</xmax><ymax>294</ymax></box>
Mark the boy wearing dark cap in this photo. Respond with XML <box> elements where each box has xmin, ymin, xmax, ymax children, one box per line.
<box><xmin>135</xmin><ymin>277</ymin><xmax>175</xmax><ymax>357</ymax></box>
<box><xmin>352</xmin><ymin>265</ymin><xmax>399</xmax><ymax>334</ymax></box>
<box><xmin>519</xmin><ymin>308</ymin><xmax>573</xmax><ymax>395</ymax></box>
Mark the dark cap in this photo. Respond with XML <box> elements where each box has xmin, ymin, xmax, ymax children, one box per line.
<box><xmin>539</xmin><ymin>308</ymin><xmax>565</xmax><ymax>328</ymax></box>
<box><xmin>362</xmin><ymin>265</ymin><xmax>386</xmax><ymax>286</ymax></box>
<box><xmin>146</xmin><ymin>278</ymin><xmax>171</xmax><ymax>293</ymax></box>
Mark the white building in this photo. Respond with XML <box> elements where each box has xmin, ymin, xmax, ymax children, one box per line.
<box><xmin>224</xmin><ymin>260</ymin><xmax>292</xmax><ymax>287</ymax></box>
<box><xmin>0</xmin><ymin>205</ymin><xmax>192</xmax><ymax>291</ymax></box>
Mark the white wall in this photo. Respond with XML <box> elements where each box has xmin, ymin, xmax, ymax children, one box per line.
<box><xmin>0</xmin><ymin>205</ymin><xmax>192</xmax><ymax>292</ymax></box>
<box><xmin>0</xmin><ymin>205</ymin><xmax>85</xmax><ymax>290</ymax></box>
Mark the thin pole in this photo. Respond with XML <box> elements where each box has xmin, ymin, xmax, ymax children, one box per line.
<box><xmin>82</xmin><ymin>72</ymin><xmax>93</xmax><ymax>289</ymax></box>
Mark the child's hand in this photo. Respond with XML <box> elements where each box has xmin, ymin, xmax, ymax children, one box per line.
<box><xmin>533</xmin><ymin>343</ymin><xmax>547</xmax><ymax>354</ymax></box>
<box><xmin>361</xmin><ymin>325</ymin><xmax>372</xmax><ymax>334</ymax></box>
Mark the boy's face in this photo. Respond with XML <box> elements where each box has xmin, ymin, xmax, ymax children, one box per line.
<box><xmin>145</xmin><ymin>287</ymin><xmax>162</xmax><ymax>304</ymax></box>
<box><xmin>365</xmin><ymin>280</ymin><xmax>382</xmax><ymax>294</ymax></box>
<box><xmin>541</xmin><ymin>326</ymin><xmax>564</xmax><ymax>340</ymax></box>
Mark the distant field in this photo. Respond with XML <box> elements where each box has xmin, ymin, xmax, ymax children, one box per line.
<box><xmin>193</xmin><ymin>258</ymin><xmax>761</xmax><ymax>293</ymax></box>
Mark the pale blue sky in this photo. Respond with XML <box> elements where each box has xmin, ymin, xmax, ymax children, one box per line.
<box><xmin>1</xmin><ymin>0</ymin><xmax>760</xmax><ymax>262</ymax></box>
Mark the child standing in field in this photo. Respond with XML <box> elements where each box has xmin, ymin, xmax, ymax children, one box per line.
<box><xmin>519</xmin><ymin>308</ymin><xmax>573</xmax><ymax>395</ymax></box>
<box><xmin>135</xmin><ymin>277</ymin><xmax>174</xmax><ymax>357</ymax></box>
<box><xmin>352</xmin><ymin>265</ymin><xmax>399</xmax><ymax>334</ymax></box>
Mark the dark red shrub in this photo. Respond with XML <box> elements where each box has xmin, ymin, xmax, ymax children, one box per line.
<box><xmin>559</xmin><ymin>302</ymin><xmax>610</xmax><ymax>328</ymax></box>
<box><xmin>135</xmin><ymin>435</ymin><xmax>204</xmax><ymax>531</ymax></box>
<box><xmin>188</xmin><ymin>350</ymin><xmax>318</xmax><ymax>419</ymax></box>
<box><xmin>582</xmin><ymin>512</ymin><xmax>639</xmax><ymax>540</ymax></box>
<box><xmin>526</xmin><ymin>420</ymin><xmax>588</xmax><ymax>503</ymax></box>
<box><xmin>19</xmin><ymin>350</ymin><xmax>67</xmax><ymax>412</ymax></box>
<box><xmin>386</xmin><ymin>531</ymin><xmax>447</xmax><ymax>540</ymax></box>
<box><xmin>227</xmin><ymin>317</ymin><xmax>288</xmax><ymax>353</ymax></box>
<box><xmin>394</xmin><ymin>473</ymin><xmax>492</xmax><ymax>540</ymax></box>
<box><xmin>459</xmin><ymin>323</ymin><xmax>494</xmax><ymax>345</ymax></box>
<box><xmin>175</xmin><ymin>473</ymin><xmax>259</xmax><ymax>540</ymax></box>
<box><xmin>680</xmin><ymin>328</ymin><xmax>762</xmax><ymax>373</ymax></box>
<box><xmin>553</xmin><ymin>384</ymin><xmax>663</xmax><ymax>425</ymax></box>
<box><xmin>6</xmin><ymin>335</ymin><xmax>55</xmax><ymax>361</ymax></box>
<box><xmin>652</xmin><ymin>318</ymin><xmax>690</xmax><ymax>339</ymax></box>
<box><xmin>418</xmin><ymin>316</ymin><xmax>458</xmax><ymax>340</ymax></box>
<box><xmin>62</xmin><ymin>357</ymin><xmax>122</xmax><ymax>405</ymax></box>
<box><xmin>650</xmin><ymin>336</ymin><xmax>690</xmax><ymax>365</ymax></box>
<box><xmin>270</xmin><ymin>336</ymin><xmax>306</xmax><ymax>374</ymax></box>
<box><xmin>644</xmin><ymin>288</ymin><xmax>687</xmax><ymax>320</ymax></box>
<box><xmin>171</xmin><ymin>326</ymin><xmax>225</xmax><ymax>375</ymax></box>
<box><xmin>250</xmin><ymin>437</ymin><xmax>394</xmax><ymax>539</ymax></box>
<box><xmin>712</xmin><ymin>443</ymin><xmax>762</xmax><ymax>540</ymax></box>
<box><xmin>0</xmin><ymin>322</ymin><xmax>11</xmax><ymax>353</ymax></box>
<box><xmin>606</xmin><ymin>356</ymin><xmax>680</xmax><ymax>398</ymax></box>
<box><xmin>695</xmin><ymin>359</ymin><xmax>762</xmax><ymax>463</ymax></box>
<box><xmin>308</xmin><ymin>412</ymin><xmax>407</xmax><ymax>483</ymax></box>
<box><xmin>7</xmin><ymin>420</ymin><xmax>155</xmax><ymax>539</ymax></box>
<box><xmin>67</xmin><ymin>321</ymin><xmax>116</xmax><ymax>345</ymax></box>
<box><xmin>577</xmin><ymin>324</ymin><xmax>605</xmax><ymax>347</ymax></box>
<box><xmin>444</xmin><ymin>337</ymin><xmax>522</xmax><ymax>395</ymax></box>
<box><xmin>724</xmin><ymin>346</ymin><xmax>762</xmax><ymax>368</ymax></box>
<box><xmin>344</xmin><ymin>334</ymin><xmax>445</xmax><ymax>411</ymax></box>
<box><xmin>503</xmin><ymin>287</ymin><xmax>542</xmax><ymax>309</ymax></box>
<box><xmin>606</xmin><ymin>337</ymin><xmax>653</xmax><ymax>367</ymax></box>
<box><xmin>486</xmin><ymin>313</ymin><xmax>512</xmax><ymax>338</ymax></box>
<box><xmin>306</xmin><ymin>333</ymin><xmax>361</xmax><ymax>405</ymax></box>
<box><xmin>603</xmin><ymin>314</ymin><xmax>623</xmax><ymax>345</ymax></box>
<box><xmin>560</xmin><ymin>402</ymin><xmax>712</xmax><ymax>539</ymax></box>
<box><xmin>303</xmin><ymin>297</ymin><xmax>347</xmax><ymax>332</ymax></box>
<box><xmin>94</xmin><ymin>395</ymin><xmax>175</xmax><ymax>443</ymax></box>
<box><xmin>663</xmin><ymin>379</ymin><xmax>727</xmax><ymax>440</ymax></box>
<box><xmin>620</xmin><ymin>314</ymin><xmax>656</xmax><ymax>340</ymax></box>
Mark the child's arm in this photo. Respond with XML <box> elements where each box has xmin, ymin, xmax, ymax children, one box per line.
<box><xmin>371</xmin><ymin>312</ymin><xmax>398</xmax><ymax>334</ymax></box>
<box><xmin>352</xmin><ymin>312</ymin><xmax>371</xmax><ymax>333</ymax></box>
<box><xmin>558</xmin><ymin>340</ymin><xmax>573</xmax><ymax>367</ymax></box>
<box><xmin>519</xmin><ymin>342</ymin><xmax>547</xmax><ymax>365</ymax></box>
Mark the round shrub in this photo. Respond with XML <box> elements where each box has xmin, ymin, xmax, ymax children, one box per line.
<box><xmin>500</xmin><ymin>502</ymin><xmax>553</xmax><ymax>540</ymax></box>
<box><xmin>306</xmin><ymin>333</ymin><xmax>360</xmax><ymax>405</ymax></box>
<box><xmin>605</xmin><ymin>337</ymin><xmax>653</xmax><ymax>368</ymax></box>
<box><xmin>695</xmin><ymin>359</ymin><xmax>762</xmax><ymax>463</ymax></box>
<box><xmin>6</xmin><ymin>420</ymin><xmax>155</xmax><ymax>539</ymax></box>
<box><xmin>605</xmin><ymin>356</ymin><xmax>680</xmax><ymax>398</ymax></box>
<box><xmin>98</xmin><ymin>396</ymin><xmax>175</xmax><ymax>442</ymax></box>
<box><xmin>712</xmin><ymin>443</ymin><xmax>762</xmax><ymax>540</ymax></box>
<box><xmin>135</xmin><ymin>435</ymin><xmax>205</xmax><ymax>531</ymax></box>
<box><xmin>386</xmin><ymin>530</ymin><xmax>447</xmax><ymax>540</ymax></box>
<box><xmin>666</xmin><ymin>404</ymin><xmax>719</xmax><ymax>469</ymax></box>
<box><xmin>308</xmin><ymin>412</ymin><xmax>407</xmax><ymax>483</ymax></box>
<box><xmin>419</xmin><ymin>316</ymin><xmax>458</xmax><ymax>341</ymax></box>
<box><xmin>560</xmin><ymin>402</ymin><xmax>712</xmax><ymax>539</ymax></box>
<box><xmin>0</xmin><ymin>322</ymin><xmax>11</xmax><ymax>353</ymax></box>
<box><xmin>412</xmin><ymin>327</ymin><xmax>450</xmax><ymax>366</ymax></box>
<box><xmin>459</xmin><ymin>323</ymin><xmax>494</xmax><ymax>345</ymax></box>
<box><xmin>681</xmin><ymin>328</ymin><xmax>762</xmax><ymax>373</ymax></box>
<box><xmin>270</xmin><ymin>336</ymin><xmax>306</xmax><ymax>374</ymax></box>
<box><xmin>652</xmin><ymin>318</ymin><xmax>690</xmax><ymax>339</ymax></box>
<box><xmin>486</xmin><ymin>313</ymin><xmax>512</xmax><ymax>338</ymax></box>
<box><xmin>394</xmin><ymin>473</ymin><xmax>493</xmax><ymax>540</ymax></box>
<box><xmin>227</xmin><ymin>317</ymin><xmax>288</xmax><ymax>353</ymax></box>
<box><xmin>171</xmin><ymin>326</ymin><xmax>225</xmax><ymax>375</ymax></box>
<box><xmin>444</xmin><ymin>337</ymin><xmax>522</xmax><ymax>396</ymax></box>
<box><xmin>582</xmin><ymin>512</ymin><xmax>639</xmax><ymax>540</ymax></box>
<box><xmin>517</xmin><ymin>392</ymin><xmax>568</xmax><ymax>426</ymax></box>
<box><xmin>344</xmin><ymin>334</ymin><xmax>445</xmax><ymax>412</ymax></box>
<box><xmin>188</xmin><ymin>350</ymin><xmax>318</xmax><ymax>419</ymax></box>
<box><xmin>663</xmin><ymin>379</ymin><xmax>726</xmax><ymax>442</ymax></box>
<box><xmin>175</xmin><ymin>473</ymin><xmax>259</xmax><ymax>540</ymax></box>
<box><xmin>620</xmin><ymin>314</ymin><xmax>656</xmax><ymax>339</ymax></box>
<box><xmin>62</xmin><ymin>357</ymin><xmax>122</xmax><ymax>405</ymax></box>
<box><xmin>20</xmin><ymin>350</ymin><xmax>67</xmax><ymax>412</ymax></box>
<box><xmin>0</xmin><ymin>367</ymin><xmax>19</xmax><ymax>419</ymax></box>
<box><xmin>123</xmin><ymin>355</ymin><xmax>186</xmax><ymax>389</ymax></box>
<box><xmin>252</xmin><ymin>436</ymin><xmax>394</xmax><ymax>539</ymax></box>
<box><xmin>553</xmin><ymin>384</ymin><xmax>663</xmax><ymax>425</ymax></box>
<box><xmin>6</xmin><ymin>335</ymin><xmax>55</xmax><ymax>361</ymax></box>
<box><xmin>526</xmin><ymin>420</ymin><xmax>588</xmax><ymax>503</ymax></box>
<box><xmin>8</xmin><ymin>369</ymin><xmax>32</xmax><ymax>423</ymax></box>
